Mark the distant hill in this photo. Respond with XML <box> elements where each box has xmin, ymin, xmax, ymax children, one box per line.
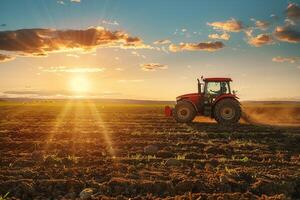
<box><xmin>1</xmin><ymin>97</ymin><xmax>299</xmax><ymax>105</ymax></box>
<box><xmin>0</xmin><ymin>97</ymin><xmax>175</xmax><ymax>105</ymax></box>
<box><xmin>242</xmin><ymin>100</ymin><xmax>300</xmax><ymax>105</ymax></box>
<box><xmin>258</xmin><ymin>97</ymin><xmax>300</xmax><ymax>102</ymax></box>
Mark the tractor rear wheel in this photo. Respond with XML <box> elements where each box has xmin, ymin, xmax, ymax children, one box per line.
<box><xmin>174</xmin><ymin>101</ymin><xmax>196</xmax><ymax>123</ymax></box>
<box><xmin>214</xmin><ymin>99</ymin><xmax>241</xmax><ymax>125</ymax></box>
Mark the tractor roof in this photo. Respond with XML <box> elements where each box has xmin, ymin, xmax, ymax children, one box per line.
<box><xmin>203</xmin><ymin>77</ymin><xmax>232</xmax><ymax>82</ymax></box>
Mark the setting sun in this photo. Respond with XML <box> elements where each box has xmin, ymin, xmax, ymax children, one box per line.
<box><xmin>69</xmin><ymin>76</ymin><xmax>90</xmax><ymax>94</ymax></box>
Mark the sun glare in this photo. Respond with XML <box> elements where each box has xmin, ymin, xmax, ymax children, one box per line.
<box><xmin>70</xmin><ymin>76</ymin><xmax>90</xmax><ymax>94</ymax></box>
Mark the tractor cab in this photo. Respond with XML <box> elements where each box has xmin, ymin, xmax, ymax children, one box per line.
<box><xmin>199</xmin><ymin>78</ymin><xmax>234</xmax><ymax>115</ymax></box>
<box><xmin>165</xmin><ymin>77</ymin><xmax>241</xmax><ymax>125</ymax></box>
<box><xmin>198</xmin><ymin>78</ymin><xmax>232</xmax><ymax>96</ymax></box>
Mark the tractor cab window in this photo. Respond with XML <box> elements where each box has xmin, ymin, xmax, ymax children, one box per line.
<box><xmin>205</xmin><ymin>81</ymin><xmax>230</xmax><ymax>96</ymax></box>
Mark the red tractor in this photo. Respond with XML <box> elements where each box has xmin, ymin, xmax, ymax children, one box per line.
<box><xmin>165</xmin><ymin>77</ymin><xmax>241</xmax><ymax>125</ymax></box>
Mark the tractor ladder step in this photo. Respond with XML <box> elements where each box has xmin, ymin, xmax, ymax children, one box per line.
<box><xmin>203</xmin><ymin>105</ymin><xmax>212</xmax><ymax>116</ymax></box>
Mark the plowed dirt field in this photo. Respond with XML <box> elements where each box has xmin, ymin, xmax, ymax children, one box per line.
<box><xmin>0</xmin><ymin>101</ymin><xmax>299</xmax><ymax>199</ymax></box>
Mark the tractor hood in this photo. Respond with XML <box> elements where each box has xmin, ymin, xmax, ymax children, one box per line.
<box><xmin>176</xmin><ymin>93</ymin><xmax>199</xmax><ymax>101</ymax></box>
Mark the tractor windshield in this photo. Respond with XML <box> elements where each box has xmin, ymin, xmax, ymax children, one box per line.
<box><xmin>205</xmin><ymin>81</ymin><xmax>230</xmax><ymax>95</ymax></box>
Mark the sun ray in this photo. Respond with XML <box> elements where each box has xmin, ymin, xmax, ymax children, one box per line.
<box><xmin>87</xmin><ymin>102</ymin><xmax>116</xmax><ymax>159</ymax></box>
<box><xmin>72</xmin><ymin>101</ymin><xmax>88</xmax><ymax>154</ymax></box>
<box><xmin>43</xmin><ymin>100</ymin><xmax>73</xmax><ymax>154</ymax></box>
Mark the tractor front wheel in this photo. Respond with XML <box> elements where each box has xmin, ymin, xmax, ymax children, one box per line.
<box><xmin>174</xmin><ymin>101</ymin><xmax>196</xmax><ymax>123</ymax></box>
<box><xmin>214</xmin><ymin>99</ymin><xmax>241</xmax><ymax>125</ymax></box>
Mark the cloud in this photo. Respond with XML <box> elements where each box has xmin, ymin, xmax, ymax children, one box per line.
<box><xmin>272</xmin><ymin>56</ymin><xmax>299</xmax><ymax>63</ymax></box>
<box><xmin>253</xmin><ymin>20</ymin><xmax>270</xmax><ymax>30</ymax></box>
<box><xmin>114</xmin><ymin>67</ymin><xmax>123</xmax><ymax>71</ymax></box>
<box><xmin>286</xmin><ymin>3</ymin><xmax>300</xmax><ymax>21</ymax></box>
<box><xmin>66</xmin><ymin>54</ymin><xmax>79</xmax><ymax>58</ymax></box>
<box><xmin>0</xmin><ymin>27</ymin><xmax>151</xmax><ymax>57</ymax></box>
<box><xmin>274</xmin><ymin>26</ymin><xmax>300</xmax><ymax>43</ymax></box>
<box><xmin>169</xmin><ymin>41</ymin><xmax>224</xmax><ymax>52</ymax></box>
<box><xmin>101</xmin><ymin>20</ymin><xmax>119</xmax><ymax>26</ymax></box>
<box><xmin>57</xmin><ymin>0</ymin><xmax>80</xmax><ymax>5</ymax></box>
<box><xmin>208</xmin><ymin>32</ymin><xmax>230</xmax><ymax>40</ymax></box>
<box><xmin>207</xmin><ymin>18</ymin><xmax>243</xmax><ymax>32</ymax></box>
<box><xmin>161</xmin><ymin>46</ymin><xmax>169</xmax><ymax>54</ymax></box>
<box><xmin>57</xmin><ymin>0</ymin><xmax>65</xmax><ymax>5</ymax></box>
<box><xmin>131</xmin><ymin>51</ymin><xmax>146</xmax><ymax>58</ymax></box>
<box><xmin>41</xmin><ymin>66</ymin><xmax>105</xmax><ymax>73</ymax></box>
<box><xmin>118</xmin><ymin>79</ymin><xmax>144</xmax><ymax>83</ymax></box>
<box><xmin>244</xmin><ymin>28</ymin><xmax>254</xmax><ymax>38</ymax></box>
<box><xmin>284</xmin><ymin>18</ymin><xmax>296</xmax><ymax>26</ymax></box>
<box><xmin>153</xmin><ymin>39</ymin><xmax>171</xmax><ymax>45</ymax></box>
<box><xmin>247</xmin><ymin>34</ymin><xmax>273</xmax><ymax>47</ymax></box>
<box><xmin>3</xmin><ymin>90</ymin><xmax>57</xmax><ymax>96</ymax></box>
<box><xmin>0</xmin><ymin>54</ymin><xmax>15</xmax><ymax>63</ymax></box>
<box><xmin>2</xmin><ymin>90</ymin><xmax>77</xmax><ymax>98</ymax></box>
<box><xmin>140</xmin><ymin>63</ymin><xmax>168</xmax><ymax>71</ymax></box>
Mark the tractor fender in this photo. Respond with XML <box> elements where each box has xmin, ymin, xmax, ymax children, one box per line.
<box><xmin>213</xmin><ymin>94</ymin><xmax>239</xmax><ymax>106</ymax></box>
<box><xmin>177</xmin><ymin>99</ymin><xmax>198</xmax><ymax>113</ymax></box>
<box><xmin>211</xmin><ymin>95</ymin><xmax>240</xmax><ymax>117</ymax></box>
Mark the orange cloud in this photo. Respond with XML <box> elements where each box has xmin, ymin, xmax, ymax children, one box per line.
<box><xmin>207</xmin><ymin>19</ymin><xmax>243</xmax><ymax>32</ymax></box>
<box><xmin>169</xmin><ymin>41</ymin><xmax>224</xmax><ymax>52</ymax></box>
<box><xmin>0</xmin><ymin>27</ymin><xmax>150</xmax><ymax>57</ymax></box>
<box><xmin>118</xmin><ymin>79</ymin><xmax>144</xmax><ymax>83</ymax></box>
<box><xmin>272</xmin><ymin>56</ymin><xmax>299</xmax><ymax>63</ymax></box>
<box><xmin>140</xmin><ymin>63</ymin><xmax>168</xmax><ymax>71</ymax></box>
<box><xmin>41</xmin><ymin>66</ymin><xmax>105</xmax><ymax>73</ymax></box>
<box><xmin>208</xmin><ymin>32</ymin><xmax>230</xmax><ymax>40</ymax></box>
<box><xmin>274</xmin><ymin>26</ymin><xmax>300</xmax><ymax>43</ymax></box>
<box><xmin>248</xmin><ymin>34</ymin><xmax>273</xmax><ymax>47</ymax></box>
<box><xmin>153</xmin><ymin>39</ymin><xmax>171</xmax><ymax>45</ymax></box>
<box><xmin>254</xmin><ymin>20</ymin><xmax>270</xmax><ymax>30</ymax></box>
<box><xmin>286</xmin><ymin>3</ymin><xmax>300</xmax><ymax>20</ymax></box>
<box><xmin>0</xmin><ymin>54</ymin><xmax>15</xmax><ymax>63</ymax></box>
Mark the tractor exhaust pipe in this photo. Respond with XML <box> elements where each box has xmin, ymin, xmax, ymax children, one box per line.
<box><xmin>197</xmin><ymin>78</ymin><xmax>202</xmax><ymax>94</ymax></box>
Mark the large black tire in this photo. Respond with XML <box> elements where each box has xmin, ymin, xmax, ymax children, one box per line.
<box><xmin>174</xmin><ymin>101</ymin><xmax>196</xmax><ymax>123</ymax></box>
<box><xmin>214</xmin><ymin>99</ymin><xmax>241</xmax><ymax>125</ymax></box>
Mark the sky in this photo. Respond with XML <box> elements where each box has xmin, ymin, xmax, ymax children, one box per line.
<box><xmin>0</xmin><ymin>0</ymin><xmax>300</xmax><ymax>100</ymax></box>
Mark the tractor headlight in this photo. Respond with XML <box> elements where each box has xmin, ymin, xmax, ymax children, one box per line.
<box><xmin>176</xmin><ymin>97</ymin><xmax>182</xmax><ymax>101</ymax></box>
